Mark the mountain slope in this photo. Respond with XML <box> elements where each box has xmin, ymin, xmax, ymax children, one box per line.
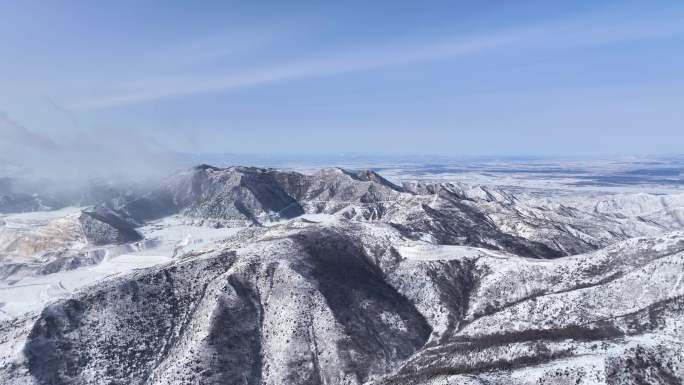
<box><xmin>1</xmin><ymin>165</ymin><xmax>684</xmax><ymax>384</ymax></box>
<box><xmin>98</xmin><ymin>165</ymin><xmax>684</xmax><ymax>258</ymax></box>
<box><xmin>1</xmin><ymin>223</ymin><xmax>682</xmax><ymax>384</ymax></box>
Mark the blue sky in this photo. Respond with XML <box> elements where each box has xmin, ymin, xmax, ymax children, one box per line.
<box><xmin>1</xmin><ymin>0</ymin><xmax>683</xmax><ymax>157</ymax></box>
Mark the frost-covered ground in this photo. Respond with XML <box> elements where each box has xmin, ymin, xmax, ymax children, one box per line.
<box><xmin>136</xmin><ymin>215</ymin><xmax>243</xmax><ymax>256</ymax></box>
<box><xmin>0</xmin><ymin>253</ymin><xmax>169</xmax><ymax>319</ymax></box>
<box><xmin>0</xmin><ymin>161</ymin><xmax>683</xmax><ymax>384</ymax></box>
<box><xmin>0</xmin><ymin>210</ymin><xmax>342</xmax><ymax>320</ymax></box>
<box><xmin>0</xmin><ymin>213</ymin><xmax>246</xmax><ymax>320</ymax></box>
<box><xmin>384</xmin><ymin>158</ymin><xmax>677</xmax><ymax>190</ymax></box>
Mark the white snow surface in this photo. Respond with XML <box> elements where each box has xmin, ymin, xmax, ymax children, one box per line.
<box><xmin>1</xmin><ymin>166</ymin><xmax>684</xmax><ymax>384</ymax></box>
<box><xmin>0</xmin><ymin>214</ymin><xmax>245</xmax><ymax>320</ymax></box>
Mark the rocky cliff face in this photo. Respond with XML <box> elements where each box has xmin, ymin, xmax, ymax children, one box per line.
<box><xmin>0</xmin><ymin>165</ymin><xmax>683</xmax><ymax>384</ymax></box>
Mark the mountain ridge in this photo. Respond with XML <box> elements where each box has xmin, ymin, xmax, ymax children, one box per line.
<box><xmin>0</xmin><ymin>165</ymin><xmax>683</xmax><ymax>384</ymax></box>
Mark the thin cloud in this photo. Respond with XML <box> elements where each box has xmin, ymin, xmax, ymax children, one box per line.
<box><xmin>45</xmin><ymin>96</ymin><xmax>80</xmax><ymax>130</ymax></box>
<box><xmin>0</xmin><ymin>111</ymin><xmax>178</xmax><ymax>184</ymax></box>
<box><xmin>74</xmin><ymin>13</ymin><xmax>684</xmax><ymax>109</ymax></box>
<box><xmin>0</xmin><ymin>112</ymin><xmax>57</xmax><ymax>152</ymax></box>
<box><xmin>76</xmin><ymin>33</ymin><xmax>516</xmax><ymax>109</ymax></box>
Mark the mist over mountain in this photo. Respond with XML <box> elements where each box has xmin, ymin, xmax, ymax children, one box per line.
<box><xmin>0</xmin><ymin>112</ymin><xmax>178</xmax><ymax>191</ymax></box>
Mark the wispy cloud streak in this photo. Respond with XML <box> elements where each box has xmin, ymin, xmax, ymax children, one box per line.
<box><xmin>74</xmin><ymin>14</ymin><xmax>684</xmax><ymax>109</ymax></box>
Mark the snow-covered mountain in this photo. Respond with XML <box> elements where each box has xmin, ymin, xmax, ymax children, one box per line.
<box><xmin>98</xmin><ymin>165</ymin><xmax>684</xmax><ymax>256</ymax></box>
<box><xmin>0</xmin><ymin>165</ymin><xmax>683</xmax><ymax>384</ymax></box>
